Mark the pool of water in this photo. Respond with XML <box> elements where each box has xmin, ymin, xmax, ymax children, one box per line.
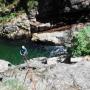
<box><xmin>0</xmin><ymin>39</ymin><xmax>49</xmax><ymax>65</ymax></box>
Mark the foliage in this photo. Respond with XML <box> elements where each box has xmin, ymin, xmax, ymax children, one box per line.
<box><xmin>0</xmin><ymin>12</ymin><xmax>17</xmax><ymax>23</ymax></box>
<box><xmin>28</xmin><ymin>0</ymin><xmax>38</xmax><ymax>10</ymax></box>
<box><xmin>0</xmin><ymin>0</ymin><xmax>38</xmax><ymax>11</ymax></box>
<box><xmin>0</xmin><ymin>79</ymin><xmax>27</xmax><ymax>90</ymax></box>
<box><xmin>71</xmin><ymin>26</ymin><xmax>90</xmax><ymax>56</ymax></box>
<box><xmin>0</xmin><ymin>0</ymin><xmax>38</xmax><ymax>23</ymax></box>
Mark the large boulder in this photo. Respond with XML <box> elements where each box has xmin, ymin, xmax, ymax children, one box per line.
<box><xmin>31</xmin><ymin>28</ymin><xmax>75</xmax><ymax>45</ymax></box>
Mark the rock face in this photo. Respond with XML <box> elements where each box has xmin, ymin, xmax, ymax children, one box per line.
<box><xmin>0</xmin><ymin>57</ymin><xmax>90</xmax><ymax>90</ymax></box>
<box><xmin>0</xmin><ymin>13</ymin><xmax>31</xmax><ymax>39</ymax></box>
<box><xmin>37</xmin><ymin>0</ymin><xmax>90</xmax><ymax>22</ymax></box>
<box><xmin>31</xmin><ymin>23</ymin><xmax>86</xmax><ymax>45</ymax></box>
<box><xmin>32</xmin><ymin>30</ymin><xmax>72</xmax><ymax>45</ymax></box>
<box><xmin>31</xmin><ymin>25</ymin><xmax>78</xmax><ymax>45</ymax></box>
<box><xmin>39</xmin><ymin>61</ymin><xmax>90</xmax><ymax>90</ymax></box>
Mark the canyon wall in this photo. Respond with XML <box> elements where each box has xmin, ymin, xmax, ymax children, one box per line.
<box><xmin>37</xmin><ymin>0</ymin><xmax>90</xmax><ymax>23</ymax></box>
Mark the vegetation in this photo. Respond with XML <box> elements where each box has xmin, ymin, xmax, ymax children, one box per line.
<box><xmin>0</xmin><ymin>0</ymin><xmax>38</xmax><ymax>10</ymax></box>
<box><xmin>71</xmin><ymin>26</ymin><xmax>90</xmax><ymax>57</ymax></box>
<box><xmin>0</xmin><ymin>13</ymin><xmax>17</xmax><ymax>23</ymax></box>
<box><xmin>0</xmin><ymin>0</ymin><xmax>38</xmax><ymax>23</ymax></box>
<box><xmin>0</xmin><ymin>79</ymin><xmax>27</xmax><ymax>90</ymax></box>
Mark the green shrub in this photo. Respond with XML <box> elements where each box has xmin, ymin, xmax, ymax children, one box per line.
<box><xmin>0</xmin><ymin>12</ymin><xmax>17</xmax><ymax>23</ymax></box>
<box><xmin>71</xmin><ymin>26</ymin><xmax>90</xmax><ymax>56</ymax></box>
<box><xmin>28</xmin><ymin>0</ymin><xmax>38</xmax><ymax>10</ymax></box>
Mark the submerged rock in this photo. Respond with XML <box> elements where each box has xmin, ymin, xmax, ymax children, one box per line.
<box><xmin>49</xmin><ymin>46</ymin><xmax>67</xmax><ymax>57</ymax></box>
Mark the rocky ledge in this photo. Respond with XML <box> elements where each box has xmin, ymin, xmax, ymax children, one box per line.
<box><xmin>0</xmin><ymin>13</ymin><xmax>31</xmax><ymax>39</ymax></box>
<box><xmin>31</xmin><ymin>23</ymin><xmax>87</xmax><ymax>45</ymax></box>
<box><xmin>0</xmin><ymin>56</ymin><xmax>90</xmax><ymax>90</ymax></box>
<box><xmin>0</xmin><ymin>12</ymin><xmax>89</xmax><ymax>46</ymax></box>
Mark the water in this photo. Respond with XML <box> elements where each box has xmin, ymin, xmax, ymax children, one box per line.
<box><xmin>0</xmin><ymin>39</ymin><xmax>49</xmax><ymax>65</ymax></box>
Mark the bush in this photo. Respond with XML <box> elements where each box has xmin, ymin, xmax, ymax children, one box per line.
<box><xmin>28</xmin><ymin>0</ymin><xmax>38</xmax><ymax>10</ymax></box>
<box><xmin>71</xmin><ymin>26</ymin><xmax>90</xmax><ymax>56</ymax></box>
<box><xmin>0</xmin><ymin>12</ymin><xmax>17</xmax><ymax>23</ymax></box>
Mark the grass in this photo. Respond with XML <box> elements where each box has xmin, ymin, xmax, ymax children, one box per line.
<box><xmin>0</xmin><ymin>79</ymin><xmax>28</xmax><ymax>90</ymax></box>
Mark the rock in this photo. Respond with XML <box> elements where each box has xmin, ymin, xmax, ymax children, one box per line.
<box><xmin>0</xmin><ymin>25</ymin><xmax>3</xmax><ymax>32</ymax></box>
<box><xmin>37</xmin><ymin>0</ymin><xmax>90</xmax><ymax>22</ymax></box>
<box><xmin>29</xmin><ymin>9</ymin><xmax>38</xmax><ymax>19</ymax></box>
<box><xmin>49</xmin><ymin>46</ymin><xmax>67</xmax><ymax>57</ymax></box>
<box><xmin>47</xmin><ymin>57</ymin><xmax>59</xmax><ymax>65</ymax></box>
<box><xmin>1</xmin><ymin>57</ymin><xmax>90</xmax><ymax>90</ymax></box>
<box><xmin>0</xmin><ymin>60</ymin><xmax>12</xmax><ymax>72</ymax></box>
<box><xmin>27</xmin><ymin>59</ymin><xmax>90</xmax><ymax>90</ymax></box>
<box><xmin>31</xmin><ymin>23</ymin><xmax>86</xmax><ymax>45</ymax></box>
<box><xmin>3</xmin><ymin>24</ymin><xmax>19</xmax><ymax>34</ymax></box>
<box><xmin>30</xmin><ymin>21</ymin><xmax>51</xmax><ymax>33</ymax></box>
<box><xmin>71</xmin><ymin>56</ymin><xmax>90</xmax><ymax>62</ymax></box>
<box><xmin>0</xmin><ymin>13</ymin><xmax>31</xmax><ymax>39</ymax></box>
<box><xmin>19</xmin><ymin>57</ymin><xmax>47</xmax><ymax>69</ymax></box>
<box><xmin>71</xmin><ymin>57</ymin><xmax>83</xmax><ymax>62</ymax></box>
<box><xmin>83</xmin><ymin>55</ymin><xmax>90</xmax><ymax>61</ymax></box>
<box><xmin>31</xmin><ymin>29</ymin><xmax>73</xmax><ymax>45</ymax></box>
<box><xmin>6</xmin><ymin>29</ymin><xmax>30</xmax><ymax>39</ymax></box>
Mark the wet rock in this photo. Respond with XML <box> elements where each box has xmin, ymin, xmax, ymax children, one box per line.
<box><xmin>49</xmin><ymin>46</ymin><xmax>67</xmax><ymax>57</ymax></box>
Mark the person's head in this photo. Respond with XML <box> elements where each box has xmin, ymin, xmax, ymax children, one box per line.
<box><xmin>22</xmin><ymin>45</ymin><xmax>25</xmax><ymax>49</ymax></box>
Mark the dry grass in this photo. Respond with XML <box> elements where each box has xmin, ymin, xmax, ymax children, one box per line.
<box><xmin>0</xmin><ymin>79</ymin><xmax>28</xmax><ymax>90</ymax></box>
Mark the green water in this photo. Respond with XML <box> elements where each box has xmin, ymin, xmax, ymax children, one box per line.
<box><xmin>0</xmin><ymin>39</ymin><xmax>49</xmax><ymax>65</ymax></box>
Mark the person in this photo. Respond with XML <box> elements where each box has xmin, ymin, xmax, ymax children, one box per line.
<box><xmin>20</xmin><ymin>45</ymin><xmax>28</xmax><ymax>61</ymax></box>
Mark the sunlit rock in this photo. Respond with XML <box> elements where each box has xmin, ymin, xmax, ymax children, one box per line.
<box><xmin>0</xmin><ymin>60</ymin><xmax>12</xmax><ymax>72</ymax></box>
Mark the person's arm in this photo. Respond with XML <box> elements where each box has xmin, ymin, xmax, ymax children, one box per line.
<box><xmin>20</xmin><ymin>50</ymin><xmax>23</xmax><ymax>55</ymax></box>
